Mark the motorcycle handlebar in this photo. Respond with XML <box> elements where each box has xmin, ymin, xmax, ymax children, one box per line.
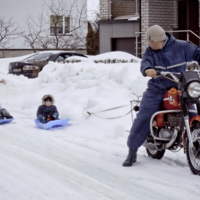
<box><xmin>156</xmin><ymin>71</ymin><xmax>180</xmax><ymax>76</ymax></box>
<box><xmin>155</xmin><ymin>71</ymin><xmax>180</xmax><ymax>82</ymax></box>
<box><xmin>156</xmin><ymin>71</ymin><xmax>161</xmax><ymax>76</ymax></box>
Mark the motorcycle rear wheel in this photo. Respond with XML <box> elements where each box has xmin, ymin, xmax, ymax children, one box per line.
<box><xmin>146</xmin><ymin>148</ymin><xmax>165</xmax><ymax>159</ymax></box>
<box><xmin>186</xmin><ymin>127</ymin><xmax>200</xmax><ymax>175</ymax></box>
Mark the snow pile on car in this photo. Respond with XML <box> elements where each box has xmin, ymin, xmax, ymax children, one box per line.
<box><xmin>66</xmin><ymin>51</ymin><xmax>141</xmax><ymax>64</ymax></box>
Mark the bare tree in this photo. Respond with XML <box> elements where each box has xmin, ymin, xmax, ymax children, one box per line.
<box><xmin>19</xmin><ymin>12</ymin><xmax>53</xmax><ymax>52</ymax></box>
<box><xmin>87</xmin><ymin>1</ymin><xmax>100</xmax><ymax>28</ymax></box>
<box><xmin>86</xmin><ymin>4</ymin><xmax>100</xmax><ymax>55</ymax></box>
<box><xmin>86</xmin><ymin>22</ymin><xmax>98</xmax><ymax>55</ymax></box>
<box><xmin>0</xmin><ymin>17</ymin><xmax>17</xmax><ymax>49</ymax></box>
<box><xmin>19</xmin><ymin>0</ymin><xmax>87</xmax><ymax>50</ymax></box>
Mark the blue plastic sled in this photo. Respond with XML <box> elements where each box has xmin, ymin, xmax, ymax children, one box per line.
<box><xmin>34</xmin><ymin>118</ymin><xmax>70</xmax><ymax>130</ymax></box>
<box><xmin>0</xmin><ymin>118</ymin><xmax>14</xmax><ymax>124</ymax></box>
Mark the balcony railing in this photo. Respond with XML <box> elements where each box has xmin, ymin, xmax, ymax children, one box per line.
<box><xmin>135</xmin><ymin>30</ymin><xmax>200</xmax><ymax>58</ymax></box>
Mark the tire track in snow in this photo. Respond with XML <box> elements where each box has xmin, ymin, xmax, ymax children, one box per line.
<box><xmin>1</xmin><ymin>122</ymin><xmax>200</xmax><ymax>200</ymax></box>
<box><xmin>0</xmin><ymin>126</ymin><xmax>180</xmax><ymax>200</ymax></box>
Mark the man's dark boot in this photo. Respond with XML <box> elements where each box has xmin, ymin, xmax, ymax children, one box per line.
<box><xmin>122</xmin><ymin>149</ymin><xmax>138</xmax><ymax>167</ymax></box>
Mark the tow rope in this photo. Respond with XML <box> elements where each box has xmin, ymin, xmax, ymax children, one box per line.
<box><xmin>87</xmin><ymin>105</ymin><xmax>133</xmax><ymax>119</ymax></box>
<box><xmin>87</xmin><ymin>100</ymin><xmax>140</xmax><ymax>120</ymax></box>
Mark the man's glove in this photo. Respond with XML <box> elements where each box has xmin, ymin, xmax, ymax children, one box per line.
<box><xmin>186</xmin><ymin>61</ymin><xmax>200</xmax><ymax>71</ymax></box>
<box><xmin>37</xmin><ymin>114</ymin><xmax>45</xmax><ymax>120</ymax></box>
<box><xmin>52</xmin><ymin>113</ymin><xmax>59</xmax><ymax>119</ymax></box>
<box><xmin>145</xmin><ymin>69</ymin><xmax>157</xmax><ymax>78</ymax></box>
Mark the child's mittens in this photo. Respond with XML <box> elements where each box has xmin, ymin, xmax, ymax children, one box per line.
<box><xmin>37</xmin><ymin>114</ymin><xmax>45</xmax><ymax>120</ymax></box>
<box><xmin>52</xmin><ymin>113</ymin><xmax>59</xmax><ymax>119</ymax></box>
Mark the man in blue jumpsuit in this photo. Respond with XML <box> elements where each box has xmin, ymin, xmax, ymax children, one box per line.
<box><xmin>123</xmin><ymin>25</ymin><xmax>200</xmax><ymax>167</ymax></box>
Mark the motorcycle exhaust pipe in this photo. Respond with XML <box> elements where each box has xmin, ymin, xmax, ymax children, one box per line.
<box><xmin>143</xmin><ymin>140</ymin><xmax>160</xmax><ymax>151</ymax></box>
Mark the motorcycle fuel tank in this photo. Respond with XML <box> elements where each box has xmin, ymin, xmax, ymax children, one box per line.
<box><xmin>163</xmin><ymin>88</ymin><xmax>181</xmax><ymax>110</ymax></box>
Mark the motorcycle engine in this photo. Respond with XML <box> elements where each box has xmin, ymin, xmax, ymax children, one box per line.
<box><xmin>167</xmin><ymin>113</ymin><xmax>183</xmax><ymax>127</ymax></box>
<box><xmin>159</xmin><ymin>129</ymin><xmax>174</xmax><ymax>139</ymax></box>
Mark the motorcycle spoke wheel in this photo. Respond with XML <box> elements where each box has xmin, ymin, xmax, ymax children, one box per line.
<box><xmin>146</xmin><ymin>148</ymin><xmax>165</xmax><ymax>159</ymax></box>
<box><xmin>186</xmin><ymin>128</ymin><xmax>200</xmax><ymax>175</ymax></box>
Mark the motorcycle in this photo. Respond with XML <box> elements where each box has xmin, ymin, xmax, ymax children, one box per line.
<box><xmin>132</xmin><ymin>69</ymin><xmax>200</xmax><ymax>175</ymax></box>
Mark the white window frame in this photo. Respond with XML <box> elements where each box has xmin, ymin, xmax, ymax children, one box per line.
<box><xmin>50</xmin><ymin>15</ymin><xmax>70</xmax><ymax>35</ymax></box>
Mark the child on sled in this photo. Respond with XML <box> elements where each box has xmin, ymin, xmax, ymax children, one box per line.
<box><xmin>0</xmin><ymin>104</ymin><xmax>13</xmax><ymax>119</ymax></box>
<box><xmin>37</xmin><ymin>95</ymin><xmax>59</xmax><ymax>124</ymax></box>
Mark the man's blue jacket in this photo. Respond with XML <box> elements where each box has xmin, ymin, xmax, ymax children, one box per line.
<box><xmin>141</xmin><ymin>32</ymin><xmax>200</xmax><ymax>91</ymax></box>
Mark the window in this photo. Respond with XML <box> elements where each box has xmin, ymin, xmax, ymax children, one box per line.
<box><xmin>64</xmin><ymin>17</ymin><xmax>70</xmax><ymax>33</ymax></box>
<box><xmin>24</xmin><ymin>53</ymin><xmax>53</xmax><ymax>62</ymax></box>
<box><xmin>63</xmin><ymin>54</ymin><xmax>70</xmax><ymax>59</ymax></box>
<box><xmin>56</xmin><ymin>54</ymin><xmax>71</xmax><ymax>62</ymax></box>
<box><xmin>50</xmin><ymin>15</ymin><xmax>70</xmax><ymax>35</ymax></box>
<box><xmin>56</xmin><ymin>56</ymin><xmax>65</xmax><ymax>62</ymax></box>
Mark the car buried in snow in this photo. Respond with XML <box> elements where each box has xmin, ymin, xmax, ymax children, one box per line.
<box><xmin>8</xmin><ymin>51</ymin><xmax>87</xmax><ymax>78</ymax></box>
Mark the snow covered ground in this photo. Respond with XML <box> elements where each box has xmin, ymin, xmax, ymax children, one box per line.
<box><xmin>0</xmin><ymin>51</ymin><xmax>200</xmax><ymax>200</ymax></box>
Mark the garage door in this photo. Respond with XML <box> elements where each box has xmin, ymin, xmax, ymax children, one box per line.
<box><xmin>112</xmin><ymin>38</ymin><xmax>136</xmax><ymax>55</ymax></box>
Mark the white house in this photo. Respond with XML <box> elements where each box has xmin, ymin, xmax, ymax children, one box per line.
<box><xmin>0</xmin><ymin>0</ymin><xmax>87</xmax><ymax>57</ymax></box>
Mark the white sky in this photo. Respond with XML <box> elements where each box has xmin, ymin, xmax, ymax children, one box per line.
<box><xmin>87</xmin><ymin>0</ymin><xmax>99</xmax><ymax>20</ymax></box>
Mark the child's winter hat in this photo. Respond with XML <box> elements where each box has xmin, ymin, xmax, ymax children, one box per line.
<box><xmin>42</xmin><ymin>94</ymin><xmax>55</xmax><ymax>105</ymax></box>
<box><xmin>146</xmin><ymin>25</ymin><xmax>166</xmax><ymax>42</ymax></box>
<box><xmin>44</xmin><ymin>97</ymin><xmax>52</xmax><ymax>102</ymax></box>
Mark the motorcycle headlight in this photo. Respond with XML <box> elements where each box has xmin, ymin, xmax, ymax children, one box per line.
<box><xmin>187</xmin><ymin>81</ymin><xmax>200</xmax><ymax>98</ymax></box>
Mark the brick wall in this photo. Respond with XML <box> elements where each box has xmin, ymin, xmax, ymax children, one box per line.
<box><xmin>140</xmin><ymin>0</ymin><xmax>177</xmax><ymax>55</ymax></box>
<box><xmin>173</xmin><ymin>0</ymin><xmax>178</xmax><ymax>29</ymax></box>
<box><xmin>111</xmin><ymin>1</ymin><xmax>137</xmax><ymax>19</ymax></box>
<box><xmin>100</xmin><ymin>0</ymin><xmax>110</xmax><ymax>20</ymax></box>
<box><xmin>100</xmin><ymin>0</ymin><xmax>139</xmax><ymax>20</ymax></box>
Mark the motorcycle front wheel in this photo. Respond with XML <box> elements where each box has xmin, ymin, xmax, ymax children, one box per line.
<box><xmin>186</xmin><ymin>127</ymin><xmax>200</xmax><ymax>175</ymax></box>
<box><xmin>146</xmin><ymin>148</ymin><xmax>165</xmax><ymax>159</ymax></box>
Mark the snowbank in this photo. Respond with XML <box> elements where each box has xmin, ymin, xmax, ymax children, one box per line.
<box><xmin>88</xmin><ymin>51</ymin><xmax>141</xmax><ymax>62</ymax></box>
<box><xmin>1</xmin><ymin>51</ymin><xmax>198</xmax><ymax>200</ymax></box>
<box><xmin>66</xmin><ymin>51</ymin><xmax>141</xmax><ymax>64</ymax></box>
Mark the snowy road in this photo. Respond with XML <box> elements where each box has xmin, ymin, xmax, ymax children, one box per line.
<box><xmin>1</xmin><ymin>118</ymin><xmax>200</xmax><ymax>200</ymax></box>
<box><xmin>1</xmin><ymin>53</ymin><xmax>200</xmax><ymax>200</ymax></box>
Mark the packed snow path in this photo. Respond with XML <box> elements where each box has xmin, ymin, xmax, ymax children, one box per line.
<box><xmin>1</xmin><ymin>118</ymin><xmax>200</xmax><ymax>200</ymax></box>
